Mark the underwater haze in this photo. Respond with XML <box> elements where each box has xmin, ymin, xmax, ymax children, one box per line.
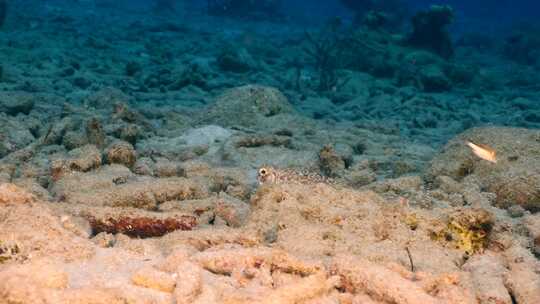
<box><xmin>0</xmin><ymin>1</ymin><xmax>539</xmax><ymax>303</ymax></box>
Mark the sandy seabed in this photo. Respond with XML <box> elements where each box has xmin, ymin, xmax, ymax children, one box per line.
<box><xmin>1</xmin><ymin>2</ymin><xmax>540</xmax><ymax>303</ymax></box>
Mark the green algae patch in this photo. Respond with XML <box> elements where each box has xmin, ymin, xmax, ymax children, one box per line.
<box><xmin>429</xmin><ymin>208</ymin><xmax>494</xmax><ymax>255</ymax></box>
<box><xmin>402</xmin><ymin>212</ymin><xmax>419</xmax><ymax>231</ymax></box>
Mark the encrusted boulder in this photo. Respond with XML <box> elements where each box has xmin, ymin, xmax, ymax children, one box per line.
<box><xmin>50</xmin><ymin>144</ymin><xmax>102</xmax><ymax>181</ymax></box>
<box><xmin>427</xmin><ymin>127</ymin><xmax>540</xmax><ymax>212</ymax></box>
<box><xmin>318</xmin><ymin>144</ymin><xmax>346</xmax><ymax>177</ymax></box>
<box><xmin>85</xmin><ymin>118</ymin><xmax>106</xmax><ymax>148</ymax></box>
<box><xmin>0</xmin><ymin>91</ymin><xmax>35</xmax><ymax>115</ymax></box>
<box><xmin>136</xmin><ymin>125</ymin><xmax>232</xmax><ymax>162</ymax></box>
<box><xmin>106</xmin><ymin>140</ymin><xmax>137</xmax><ymax>168</ymax></box>
<box><xmin>51</xmin><ymin>165</ymin><xmax>209</xmax><ymax>210</ymax></box>
<box><xmin>0</xmin><ymin>183</ymin><xmax>36</xmax><ymax>205</ymax></box>
<box><xmin>0</xmin><ymin>185</ymin><xmax>95</xmax><ymax>263</ymax></box>
<box><xmin>217</xmin><ymin>47</ymin><xmax>256</xmax><ymax>73</ymax></box>
<box><xmin>199</xmin><ymin>85</ymin><xmax>294</xmax><ymax>128</ymax></box>
<box><xmin>83</xmin><ymin>87</ymin><xmax>130</xmax><ymax>109</ymax></box>
<box><xmin>0</xmin><ymin>115</ymin><xmax>35</xmax><ymax>158</ymax></box>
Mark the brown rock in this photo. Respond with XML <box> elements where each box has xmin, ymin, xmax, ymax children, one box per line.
<box><xmin>86</xmin><ymin>117</ymin><xmax>106</xmax><ymax>148</ymax></box>
<box><xmin>106</xmin><ymin>140</ymin><xmax>137</xmax><ymax>168</ymax></box>
<box><xmin>319</xmin><ymin>144</ymin><xmax>346</xmax><ymax>177</ymax></box>
<box><xmin>0</xmin><ymin>183</ymin><xmax>35</xmax><ymax>205</ymax></box>
<box><xmin>0</xmin><ymin>199</ymin><xmax>95</xmax><ymax>262</ymax></box>
<box><xmin>428</xmin><ymin>127</ymin><xmax>540</xmax><ymax>211</ymax></box>
<box><xmin>51</xmin><ymin>165</ymin><xmax>209</xmax><ymax>209</ymax></box>
<box><xmin>50</xmin><ymin>144</ymin><xmax>102</xmax><ymax>181</ymax></box>
<box><xmin>214</xmin><ymin>193</ymin><xmax>250</xmax><ymax>227</ymax></box>
<box><xmin>200</xmin><ymin>85</ymin><xmax>294</xmax><ymax>128</ymax></box>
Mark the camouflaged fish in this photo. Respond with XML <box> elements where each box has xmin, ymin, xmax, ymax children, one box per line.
<box><xmin>257</xmin><ymin>166</ymin><xmax>337</xmax><ymax>186</ymax></box>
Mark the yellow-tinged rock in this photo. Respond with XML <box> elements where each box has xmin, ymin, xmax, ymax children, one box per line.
<box><xmin>131</xmin><ymin>266</ymin><xmax>176</xmax><ymax>293</ymax></box>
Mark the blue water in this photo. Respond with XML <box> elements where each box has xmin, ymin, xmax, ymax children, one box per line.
<box><xmin>0</xmin><ymin>0</ymin><xmax>539</xmax><ymax>152</ymax></box>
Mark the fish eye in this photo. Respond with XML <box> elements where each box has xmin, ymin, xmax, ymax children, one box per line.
<box><xmin>259</xmin><ymin>168</ymin><xmax>267</xmax><ymax>175</ymax></box>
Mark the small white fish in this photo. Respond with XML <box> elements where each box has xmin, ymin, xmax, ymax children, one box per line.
<box><xmin>466</xmin><ymin>141</ymin><xmax>497</xmax><ymax>163</ymax></box>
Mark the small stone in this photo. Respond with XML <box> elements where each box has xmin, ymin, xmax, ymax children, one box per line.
<box><xmin>62</xmin><ymin>131</ymin><xmax>88</xmax><ymax>150</ymax></box>
<box><xmin>419</xmin><ymin>64</ymin><xmax>451</xmax><ymax>92</ymax></box>
<box><xmin>447</xmin><ymin>193</ymin><xmax>466</xmax><ymax>207</ymax></box>
<box><xmin>343</xmin><ymin>167</ymin><xmax>377</xmax><ymax>187</ymax></box>
<box><xmin>217</xmin><ymin>47</ymin><xmax>255</xmax><ymax>73</ymax></box>
<box><xmin>155</xmin><ymin>246</ymin><xmax>196</xmax><ymax>273</ymax></box>
<box><xmin>154</xmin><ymin>158</ymin><xmax>184</xmax><ymax>177</ymax></box>
<box><xmin>264</xmin><ymin>225</ymin><xmax>279</xmax><ymax>244</ymax></box>
<box><xmin>91</xmin><ymin>232</ymin><xmax>116</xmax><ymax>248</ymax></box>
<box><xmin>106</xmin><ymin>141</ymin><xmax>137</xmax><ymax>168</ymax></box>
<box><xmin>319</xmin><ymin>145</ymin><xmax>346</xmax><ymax>178</ymax></box>
<box><xmin>118</xmin><ymin>124</ymin><xmax>141</xmax><ymax>144</ymax></box>
<box><xmin>0</xmin><ymin>115</ymin><xmax>35</xmax><ymax>157</ymax></box>
<box><xmin>133</xmin><ymin>157</ymin><xmax>155</xmax><ymax>176</ymax></box>
<box><xmin>225</xmin><ymin>184</ymin><xmax>251</xmax><ymax>201</ymax></box>
<box><xmin>86</xmin><ymin>118</ymin><xmax>106</xmax><ymax>148</ymax></box>
<box><xmin>60</xmin><ymin>215</ymin><xmax>92</xmax><ymax>238</ymax></box>
<box><xmin>214</xmin><ymin>193</ymin><xmax>250</xmax><ymax>228</ymax></box>
<box><xmin>507</xmin><ymin>205</ymin><xmax>525</xmax><ymax>218</ymax></box>
<box><xmin>435</xmin><ymin>175</ymin><xmax>462</xmax><ymax>194</ymax></box>
<box><xmin>333</xmin><ymin>143</ymin><xmax>354</xmax><ymax>167</ymax></box>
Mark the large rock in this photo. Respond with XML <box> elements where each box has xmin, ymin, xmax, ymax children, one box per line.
<box><xmin>0</xmin><ymin>114</ymin><xmax>35</xmax><ymax>158</ymax></box>
<box><xmin>220</xmin><ymin>133</ymin><xmax>317</xmax><ymax>169</ymax></box>
<box><xmin>0</xmin><ymin>184</ymin><xmax>95</xmax><ymax>262</ymax></box>
<box><xmin>199</xmin><ymin>85</ymin><xmax>294</xmax><ymax>128</ymax></box>
<box><xmin>217</xmin><ymin>47</ymin><xmax>256</xmax><ymax>73</ymax></box>
<box><xmin>51</xmin><ymin>165</ymin><xmax>210</xmax><ymax>210</ymax></box>
<box><xmin>137</xmin><ymin>125</ymin><xmax>233</xmax><ymax>162</ymax></box>
<box><xmin>419</xmin><ymin>64</ymin><xmax>451</xmax><ymax>92</ymax></box>
<box><xmin>105</xmin><ymin>140</ymin><xmax>137</xmax><ymax>168</ymax></box>
<box><xmin>83</xmin><ymin>87</ymin><xmax>130</xmax><ymax>109</ymax></box>
<box><xmin>0</xmin><ymin>91</ymin><xmax>35</xmax><ymax>115</ymax></box>
<box><xmin>50</xmin><ymin>145</ymin><xmax>103</xmax><ymax>181</ymax></box>
<box><xmin>0</xmin><ymin>183</ymin><xmax>36</xmax><ymax>205</ymax></box>
<box><xmin>427</xmin><ymin>127</ymin><xmax>540</xmax><ymax>212</ymax></box>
